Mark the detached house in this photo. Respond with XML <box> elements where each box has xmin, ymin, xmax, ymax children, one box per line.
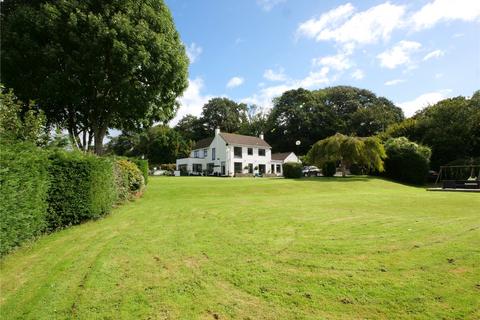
<box><xmin>176</xmin><ymin>129</ymin><xmax>300</xmax><ymax>177</ymax></box>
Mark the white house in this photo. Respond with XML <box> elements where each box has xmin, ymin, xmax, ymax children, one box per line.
<box><xmin>176</xmin><ymin>129</ymin><xmax>300</xmax><ymax>177</ymax></box>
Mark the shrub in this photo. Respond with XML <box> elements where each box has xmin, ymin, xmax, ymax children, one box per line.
<box><xmin>283</xmin><ymin>162</ymin><xmax>302</xmax><ymax>179</ymax></box>
<box><xmin>322</xmin><ymin>162</ymin><xmax>336</xmax><ymax>177</ymax></box>
<box><xmin>47</xmin><ymin>151</ymin><xmax>117</xmax><ymax>229</ymax></box>
<box><xmin>160</xmin><ymin>163</ymin><xmax>176</xmax><ymax>171</ymax></box>
<box><xmin>0</xmin><ymin>142</ymin><xmax>50</xmax><ymax>255</ymax></box>
<box><xmin>349</xmin><ymin>163</ymin><xmax>367</xmax><ymax>175</ymax></box>
<box><xmin>132</xmin><ymin>158</ymin><xmax>148</xmax><ymax>184</ymax></box>
<box><xmin>384</xmin><ymin>137</ymin><xmax>431</xmax><ymax>185</ymax></box>
<box><xmin>115</xmin><ymin>159</ymin><xmax>145</xmax><ymax>201</ymax></box>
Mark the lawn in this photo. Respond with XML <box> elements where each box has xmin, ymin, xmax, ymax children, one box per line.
<box><xmin>1</xmin><ymin>177</ymin><xmax>479</xmax><ymax>319</ymax></box>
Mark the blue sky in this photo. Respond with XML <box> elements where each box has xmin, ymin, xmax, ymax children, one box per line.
<box><xmin>165</xmin><ymin>0</ymin><xmax>480</xmax><ymax>124</ymax></box>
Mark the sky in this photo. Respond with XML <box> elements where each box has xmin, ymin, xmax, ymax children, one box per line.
<box><xmin>165</xmin><ymin>0</ymin><xmax>480</xmax><ymax>125</ymax></box>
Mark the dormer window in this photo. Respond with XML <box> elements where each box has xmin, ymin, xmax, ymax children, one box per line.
<box><xmin>194</xmin><ymin>150</ymin><xmax>199</xmax><ymax>158</ymax></box>
<box><xmin>203</xmin><ymin>149</ymin><xmax>208</xmax><ymax>158</ymax></box>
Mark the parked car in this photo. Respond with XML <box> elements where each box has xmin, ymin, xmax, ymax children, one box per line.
<box><xmin>302</xmin><ymin>166</ymin><xmax>321</xmax><ymax>177</ymax></box>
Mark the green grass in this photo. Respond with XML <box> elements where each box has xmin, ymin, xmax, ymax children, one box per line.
<box><xmin>1</xmin><ymin>177</ymin><xmax>479</xmax><ymax>319</ymax></box>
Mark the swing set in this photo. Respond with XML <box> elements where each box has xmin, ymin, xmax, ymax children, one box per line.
<box><xmin>434</xmin><ymin>165</ymin><xmax>480</xmax><ymax>191</ymax></box>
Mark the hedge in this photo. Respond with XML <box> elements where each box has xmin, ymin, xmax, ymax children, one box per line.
<box><xmin>283</xmin><ymin>162</ymin><xmax>303</xmax><ymax>178</ymax></box>
<box><xmin>46</xmin><ymin>151</ymin><xmax>117</xmax><ymax>230</ymax></box>
<box><xmin>0</xmin><ymin>142</ymin><xmax>50</xmax><ymax>255</ymax></box>
<box><xmin>384</xmin><ymin>137</ymin><xmax>431</xmax><ymax>185</ymax></box>
<box><xmin>132</xmin><ymin>158</ymin><xmax>148</xmax><ymax>184</ymax></box>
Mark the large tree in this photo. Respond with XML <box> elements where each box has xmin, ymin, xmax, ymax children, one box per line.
<box><xmin>174</xmin><ymin>114</ymin><xmax>206</xmax><ymax>142</ymax></box>
<box><xmin>307</xmin><ymin>133</ymin><xmax>386</xmax><ymax>177</ymax></box>
<box><xmin>265</xmin><ymin>86</ymin><xmax>403</xmax><ymax>154</ymax></box>
<box><xmin>1</xmin><ymin>0</ymin><xmax>189</xmax><ymax>154</ymax></box>
<box><xmin>200</xmin><ymin>98</ymin><xmax>248</xmax><ymax>135</ymax></box>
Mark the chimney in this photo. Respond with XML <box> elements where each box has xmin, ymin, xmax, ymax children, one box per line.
<box><xmin>259</xmin><ymin>132</ymin><xmax>264</xmax><ymax>140</ymax></box>
<box><xmin>215</xmin><ymin>127</ymin><xmax>220</xmax><ymax>136</ymax></box>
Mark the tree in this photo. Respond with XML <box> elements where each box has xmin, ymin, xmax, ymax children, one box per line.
<box><xmin>174</xmin><ymin>115</ymin><xmax>207</xmax><ymax>142</ymax></box>
<box><xmin>238</xmin><ymin>105</ymin><xmax>269</xmax><ymax>137</ymax></box>
<box><xmin>265</xmin><ymin>87</ymin><xmax>403</xmax><ymax>155</ymax></box>
<box><xmin>107</xmin><ymin>126</ymin><xmax>191</xmax><ymax>165</ymax></box>
<box><xmin>200</xmin><ymin>98</ymin><xmax>248</xmax><ymax>135</ymax></box>
<box><xmin>1</xmin><ymin>0</ymin><xmax>189</xmax><ymax>154</ymax></box>
<box><xmin>307</xmin><ymin>133</ymin><xmax>386</xmax><ymax>177</ymax></box>
<box><xmin>384</xmin><ymin>92</ymin><xmax>480</xmax><ymax>169</ymax></box>
<box><xmin>0</xmin><ymin>86</ymin><xmax>48</xmax><ymax>145</ymax></box>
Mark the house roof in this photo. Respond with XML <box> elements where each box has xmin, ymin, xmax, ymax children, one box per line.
<box><xmin>271</xmin><ymin>152</ymin><xmax>294</xmax><ymax>161</ymax></box>
<box><xmin>219</xmin><ymin>132</ymin><xmax>271</xmax><ymax>148</ymax></box>
<box><xmin>193</xmin><ymin>137</ymin><xmax>214</xmax><ymax>150</ymax></box>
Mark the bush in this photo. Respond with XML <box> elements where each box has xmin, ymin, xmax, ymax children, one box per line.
<box><xmin>160</xmin><ymin>163</ymin><xmax>176</xmax><ymax>171</ymax></box>
<box><xmin>384</xmin><ymin>137</ymin><xmax>431</xmax><ymax>185</ymax></box>
<box><xmin>131</xmin><ymin>158</ymin><xmax>148</xmax><ymax>184</ymax></box>
<box><xmin>114</xmin><ymin>159</ymin><xmax>145</xmax><ymax>201</ymax></box>
<box><xmin>322</xmin><ymin>162</ymin><xmax>336</xmax><ymax>177</ymax></box>
<box><xmin>0</xmin><ymin>142</ymin><xmax>50</xmax><ymax>255</ymax></box>
<box><xmin>283</xmin><ymin>162</ymin><xmax>303</xmax><ymax>178</ymax></box>
<box><xmin>349</xmin><ymin>163</ymin><xmax>367</xmax><ymax>175</ymax></box>
<box><xmin>47</xmin><ymin>151</ymin><xmax>117</xmax><ymax>229</ymax></box>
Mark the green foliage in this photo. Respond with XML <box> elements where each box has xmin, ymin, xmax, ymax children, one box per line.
<box><xmin>132</xmin><ymin>159</ymin><xmax>149</xmax><ymax>185</ymax></box>
<box><xmin>200</xmin><ymin>98</ymin><xmax>248</xmax><ymax>134</ymax></box>
<box><xmin>307</xmin><ymin>133</ymin><xmax>386</xmax><ymax>177</ymax></box>
<box><xmin>282</xmin><ymin>162</ymin><xmax>303</xmax><ymax>179</ymax></box>
<box><xmin>384</xmin><ymin>137</ymin><xmax>431</xmax><ymax>185</ymax></box>
<box><xmin>0</xmin><ymin>142</ymin><xmax>50</xmax><ymax>255</ymax></box>
<box><xmin>160</xmin><ymin>163</ymin><xmax>177</xmax><ymax>171</ymax></box>
<box><xmin>349</xmin><ymin>163</ymin><xmax>367</xmax><ymax>175</ymax></box>
<box><xmin>114</xmin><ymin>159</ymin><xmax>145</xmax><ymax>201</ymax></box>
<box><xmin>266</xmin><ymin>86</ymin><xmax>403</xmax><ymax>154</ymax></box>
<box><xmin>322</xmin><ymin>162</ymin><xmax>337</xmax><ymax>177</ymax></box>
<box><xmin>0</xmin><ymin>86</ymin><xmax>48</xmax><ymax>145</ymax></box>
<box><xmin>47</xmin><ymin>151</ymin><xmax>117</xmax><ymax>229</ymax></box>
<box><xmin>383</xmin><ymin>93</ymin><xmax>480</xmax><ymax>169</ymax></box>
<box><xmin>1</xmin><ymin>0</ymin><xmax>188</xmax><ymax>153</ymax></box>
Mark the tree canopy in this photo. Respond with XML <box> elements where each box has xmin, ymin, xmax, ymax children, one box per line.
<box><xmin>307</xmin><ymin>133</ymin><xmax>386</xmax><ymax>177</ymax></box>
<box><xmin>1</xmin><ymin>0</ymin><xmax>189</xmax><ymax>154</ymax></box>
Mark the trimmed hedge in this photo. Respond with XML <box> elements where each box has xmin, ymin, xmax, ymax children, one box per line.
<box><xmin>384</xmin><ymin>137</ymin><xmax>431</xmax><ymax>185</ymax></box>
<box><xmin>115</xmin><ymin>159</ymin><xmax>145</xmax><ymax>201</ymax></box>
<box><xmin>283</xmin><ymin>162</ymin><xmax>303</xmax><ymax>178</ymax></box>
<box><xmin>132</xmin><ymin>158</ymin><xmax>148</xmax><ymax>184</ymax></box>
<box><xmin>322</xmin><ymin>162</ymin><xmax>336</xmax><ymax>177</ymax></box>
<box><xmin>46</xmin><ymin>151</ymin><xmax>117</xmax><ymax>230</ymax></box>
<box><xmin>0</xmin><ymin>143</ymin><xmax>50</xmax><ymax>255</ymax></box>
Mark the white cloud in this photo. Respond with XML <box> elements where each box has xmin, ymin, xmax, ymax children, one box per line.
<box><xmin>377</xmin><ymin>40</ymin><xmax>422</xmax><ymax>69</ymax></box>
<box><xmin>423</xmin><ymin>49</ymin><xmax>445</xmax><ymax>61</ymax></box>
<box><xmin>351</xmin><ymin>69</ymin><xmax>364</xmax><ymax>80</ymax></box>
<box><xmin>312</xmin><ymin>52</ymin><xmax>352</xmax><ymax>71</ymax></box>
<box><xmin>397</xmin><ymin>90</ymin><xmax>451</xmax><ymax>117</ymax></box>
<box><xmin>411</xmin><ymin>0</ymin><xmax>480</xmax><ymax>30</ymax></box>
<box><xmin>171</xmin><ymin>78</ymin><xmax>213</xmax><ymax>125</ymax></box>
<box><xmin>263</xmin><ymin>67</ymin><xmax>287</xmax><ymax>81</ymax></box>
<box><xmin>384</xmin><ymin>79</ymin><xmax>405</xmax><ymax>86</ymax></box>
<box><xmin>186</xmin><ymin>43</ymin><xmax>202</xmax><ymax>64</ymax></box>
<box><xmin>297</xmin><ymin>2</ymin><xmax>405</xmax><ymax>46</ymax></box>
<box><xmin>226</xmin><ymin>76</ymin><xmax>245</xmax><ymax>89</ymax></box>
<box><xmin>257</xmin><ymin>0</ymin><xmax>286</xmax><ymax>11</ymax></box>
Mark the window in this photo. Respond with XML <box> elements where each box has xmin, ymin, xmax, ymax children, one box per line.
<box><xmin>194</xmin><ymin>150</ymin><xmax>199</xmax><ymax>158</ymax></box>
<box><xmin>271</xmin><ymin>164</ymin><xmax>275</xmax><ymax>173</ymax></box>
<box><xmin>247</xmin><ymin>148</ymin><xmax>253</xmax><ymax>155</ymax></box>
<box><xmin>248</xmin><ymin>163</ymin><xmax>253</xmax><ymax>173</ymax></box>
<box><xmin>276</xmin><ymin>164</ymin><xmax>281</xmax><ymax>173</ymax></box>
<box><xmin>234</xmin><ymin>162</ymin><xmax>243</xmax><ymax>173</ymax></box>
<box><xmin>203</xmin><ymin>149</ymin><xmax>208</xmax><ymax>158</ymax></box>
<box><xmin>234</xmin><ymin>147</ymin><xmax>242</xmax><ymax>158</ymax></box>
<box><xmin>212</xmin><ymin>148</ymin><xmax>216</xmax><ymax>160</ymax></box>
<box><xmin>258</xmin><ymin>149</ymin><xmax>266</xmax><ymax>156</ymax></box>
<box><xmin>193</xmin><ymin>164</ymin><xmax>202</xmax><ymax>173</ymax></box>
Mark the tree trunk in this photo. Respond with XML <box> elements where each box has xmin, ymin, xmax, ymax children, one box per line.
<box><xmin>341</xmin><ymin>160</ymin><xmax>347</xmax><ymax>177</ymax></box>
<box><xmin>94</xmin><ymin>126</ymin><xmax>107</xmax><ymax>155</ymax></box>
